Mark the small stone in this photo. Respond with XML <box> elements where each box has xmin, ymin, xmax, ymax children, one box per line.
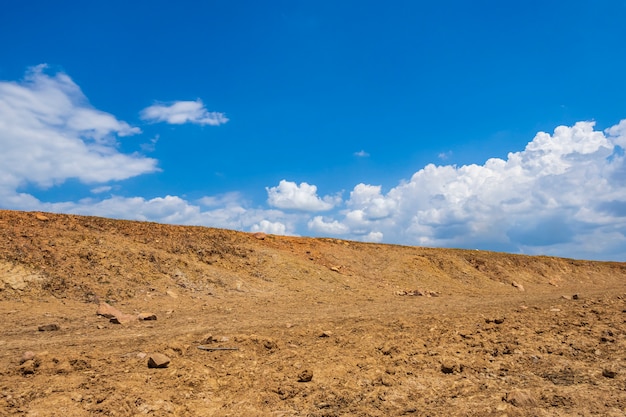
<box><xmin>147</xmin><ymin>353</ymin><xmax>171</xmax><ymax>368</ymax></box>
<box><xmin>298</xmin><ymin>369</ymin><xmax>313</xmax><ymax>382</ymax></box>
<box><xmin>137</xmin><ymin>352</ymin><xmax>147</xmax><ymax>359</ymax></box>
<box><xmin>504</xmin><ymin>390</ymin><xmax>537</xmax><ymax>407</ymax></box>
<box><xmin>19</xmin><ymin>359</ymin><xmax>37</xmax><ymax>375</ymax></box>
<box><xmin>38</xmin><ymin>324</ymin><xmax>59</xmax><ymax>331</ymax></box>
<box><xmin>511</xmin><ymin>281</ymin><xmax>525</xmax><ymax>291</ymax></box>
<box><xmin>96</xmin><ymin>302</ymin><xmax>124</xmax><ymax>319</ymax></box>
<box><xmin>319</xmin><ymin>331</ymin><xmax>333</xmax><ymax>338</ymax></box>
<box><xmin>440</xmin><ymin>359</ymin><xmax>463</xmax><ymax>374</ymax></box>
<box><xmin>602</xmin><ymin>368</ymin><xmax>617</xmax><ymax>378</ymax></box>
<box><xmin>252</xmin><ymin>232</ymin><xmax>266</xmax><ymax>240</ymax></box>
<box><xmin>138</xmin><ymin>313</ymin><xmax>157</xmax><ymax>321</ymax></box>
<box><xmin>20</xmin><ymin>351</ymin><xmax>36</xmax><ymax>364</ymax></box>
<box><xmin>109</xmin><ymin>313</ymin><xmax>137</xmax><ymax>325</ymax></box>
<box><xmin>35</xmin><ymin>214</ymin><xmax>49</xmax><ymax>221</ymax></box>
<box><xmin>166</xmin><ymin>290</ymin><xmax>178</xmax><ymax>299</ymax></box>
<box><xmin>329</xmin><ymin>266</ymin><xmax>340</xmax><ymax>273</ymax></box>
<box><xmin>572</xmin><ymin>294</ymin><xmax>579</xmax><ymax>300</ymax></box>
<box><xmin>561</xmin><ymin>295</ymin><xmax>572</xmax><ymax>300</ymax></box>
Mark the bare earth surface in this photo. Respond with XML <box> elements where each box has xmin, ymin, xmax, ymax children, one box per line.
<box><xmin>1</xmin><ymin>209</ymin><xmax>625</xmax><ymax>416</ymax></box>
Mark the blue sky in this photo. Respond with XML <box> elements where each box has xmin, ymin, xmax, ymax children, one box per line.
<box><xmin>1</xmin><ymin>1</ymin><xmax>626</xmax><ymax>260</ymax></box>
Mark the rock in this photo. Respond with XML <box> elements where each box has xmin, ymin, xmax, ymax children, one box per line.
<box><xmin>504</xmin><ymin>390</ymin><xmax>537</xmax><ymax>407</ymax></box>
<box><xmin>319</xmin><ymin>331</ymin><xmax>333</xmax><ymax>338</ymax></box>
<box><xmin>329</xmin><ymin>266</ymin><xmax>341</xmax><ymax>273</ymax></box>
<box><xmin>20</xmin><ymin>351</ymin><xmax>36</xmax><ymax>364</ymax></box>
<box><xmin>511</xmin><ymin>281</ymin><xmax>525</xmax><ymax>291</ymax></box>
<box><xmin>440</xmin><ymin>359</ymin><xmax>463</xmax><ymax>374</ymax></box>
<box><xmin>148</xmin><ymin>353</ymin><xmax>171</xmax><ymax>368</ymax></box>
<box><xmin>252</xmin><ymin>232</ymin><xmax>266</xmax><ymax>240</ymax></box>
<box><xmin>561</xmin><ymin>295</ymin><xmax>572</xmax><ymax>300</ymax></box>
<box><xmin>98</xmin><ymin>302</ymin><xmax>138</xmax><ymax>324</ymax></box>
<box><xmin>572</xmin><ymin>294</ymin><xmax>579</xmax><ymax>300</ymax></box>
<box><xmin>35</xmin><ymin>214</ymin><xmax>49</xmax><ymax>221</ymax></box>
<box><xmin>38</xmin><ymin>324</ymin><xmax>59</xmax><ymax>331</ymax></box>
<box><xmin>96</xmin><ymin>302</ymin><xmax>124</xmax><ymax>319</ymax></box>
<box><xmin>19</xmin><ymin>359</ymin><xmax>37</xmax><ymax>375</ymax></box>
<box><xmin>138</xmin><ymin>312</ymin><xmax>157</xmax><ymax>321</ymax></box>
<box><xmin>109</xmin><ymin>313</ymin><xmax>137</xmax><ymax>325</ymax></box>
<box><xmin>298</xmin><ymin>369</ymin><xmax>313</xmax><ymax>382</ymax></box>
<box><xmin>602</xmin><ymin>368</ymin><xmax>617</xmax><ymax>378</ymax></box>
<box><xmin>166</xmin><ymin>290</ymin><xmax>178</xmax><ymax>299</ymax></box>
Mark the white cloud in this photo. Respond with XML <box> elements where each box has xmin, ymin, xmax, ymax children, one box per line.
<box><xmin>438</xmin><ymin>151</ymin><xmax>452</xmax><ymax>160</ymax></box>
<box><xmin>267</xmin><ymin>180</ymin><xmax>339</xmax><ymax>211</ymax></box>
<box><xmin>354</xmin><ymin>150</ymin><xmax>369</xmax><ymax>157</ymax></box>
<box><xmin>307</xmin><ymin>216</ymin><xmax>349</xmax><ymax>235</ymax></box>
<box><xmin>251</xmin><ymin>220</ymin><xmax>288</xmax><ymax>235</ymax></box>
<box><xmin>2</xmin><ymin>66</ymin><xmax>626</xmax><ymax>260</ymax></box>
<box><xmin>140</xmin><ymin>99</ymin><xmax>228</xmax><ymax>126</ymax></box>
<box><xmin>0</xmin><ymin>65</ymin><xmax>158</xmax><ymax>193</ymax></box>
<box><xmin>90</xmin><ymin>185</ymin><xmax>112</xmax><ymax>194</ymax></box>
<box><xmin>0</xmin><ymin>66</ymin><xmax>295</xmax><ymax>240</ymax></box>
<box><xmin>313</xmin><ymin>120</ymin><xmax>626</xmax><ymax>259</ymax></box>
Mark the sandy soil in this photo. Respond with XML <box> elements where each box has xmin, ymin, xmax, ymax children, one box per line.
<box><xmin>1</xmin><ymin>209</ymin><xmax>625</xmax><ymax>416</ymax></box>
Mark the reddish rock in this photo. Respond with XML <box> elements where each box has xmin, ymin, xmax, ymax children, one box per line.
<box><xmin>148</xmin><ymin>353</ymin><xmax>171</xmax><ymax>368</ymax></box>
<box><xmin>97</xmin><ymin>302</ymin><xmax>124</xmax><ymax>319</ymax></box>
<box><xmin>138</xmin><ymin>312</ymin><xmax>157</xmax><ymax>321</ymax></box>
<box><xmin>109</xmin><ymin>313</ymin><xmax>137</xmax><ymax>325</ymax></box>
<box><xmin>20</xmin><ymin>351</ymin><xmax>36</xmax><ymax>364</ymax></box>
<box><xmin>38</xmin><ymin>324</ymin><xmax>59</xmax><ymax>331</ymax></box>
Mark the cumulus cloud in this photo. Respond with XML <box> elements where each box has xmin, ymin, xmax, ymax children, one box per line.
<box><xmin>267</xmin><ymin>180</ymin><xmax>340</xmax><ymax>211</ymax></box>
<box><xmin>0</xmin><ymin>65</ymin><xmax>158</xmax><ymax>196</ymax></box>
<box><xmin>313</xmin><ymin>120</ymin><xmax>626</xmax><ymax>259</ymax></box>
<box><xmin>307</xmin><ymin>216</ymin><xmax>349</xmax><ymax>235</ymax></box>
<box><xmin>251</xmin><ymin>220</ymin><xmax>288</xmax><ymax>235</ymax></box>
<box><xmin>140</xmin><ymin>99</ymin><xmax>228</xmax><ymax>126</ymax></box>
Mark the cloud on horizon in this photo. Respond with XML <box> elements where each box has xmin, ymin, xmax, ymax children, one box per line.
<box><xmin>1</xmin><ymin>66</ymin><xmax>625</xmax><ymax>261</ymax></box>
<box><xmin>140</xmin><ymin>99</ymin><xmax>228</xmax><ymax>126</ymax></box>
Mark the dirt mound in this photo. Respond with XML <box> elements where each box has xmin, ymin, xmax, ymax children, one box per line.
<box><xmin>0</xmin><ymin>209</ymin><xmax>625</xmax><ymax>416</ymax></box>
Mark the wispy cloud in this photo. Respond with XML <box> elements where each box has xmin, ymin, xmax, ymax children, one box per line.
<box><xmin>140</xmin><ymin>99</ymin><xmax>228</xmax><ymax>126</ymax></box>
<box><xmin>0</xmin><ymin>65</ymin><xmax>158</xmax><ymax>197</ymax></box>
<box><xmin>354</xmin><ymin>150</ymin><xmax>370</xmax><ymax>157</ymax></box>
<box><xmin>438</xmin><ymin>151</ymin><xmax>452</xmax><ymax>160</ymax></box>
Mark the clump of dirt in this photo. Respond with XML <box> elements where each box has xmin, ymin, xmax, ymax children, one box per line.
<box><xmin>0</xmin><ymin>209</ymin><xmax>625</xmax><ymax>416</ymax></box>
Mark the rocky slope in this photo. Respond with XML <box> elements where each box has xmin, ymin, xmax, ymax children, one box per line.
<box><xmin>0</xmin><ymin>209</ymin><xmax>625</xmax><ymax>416</ymax></box>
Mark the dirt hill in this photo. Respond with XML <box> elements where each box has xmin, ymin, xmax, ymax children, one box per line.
<box><xmin>0</xmin><ymin>209</ymin><xmax>625</xmax><ymax>416</ymax></box>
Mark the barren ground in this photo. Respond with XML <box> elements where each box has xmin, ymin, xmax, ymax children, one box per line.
<box><xmin>1</xmin><ymin>209</ymin><xmax>625</xmax><ymax>416</ymax></box>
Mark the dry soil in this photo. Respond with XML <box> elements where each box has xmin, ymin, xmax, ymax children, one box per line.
<box><xmin>0</xmin><ymin>209</ymin><xmax>625</xmax><ymax>416</ymax></box>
